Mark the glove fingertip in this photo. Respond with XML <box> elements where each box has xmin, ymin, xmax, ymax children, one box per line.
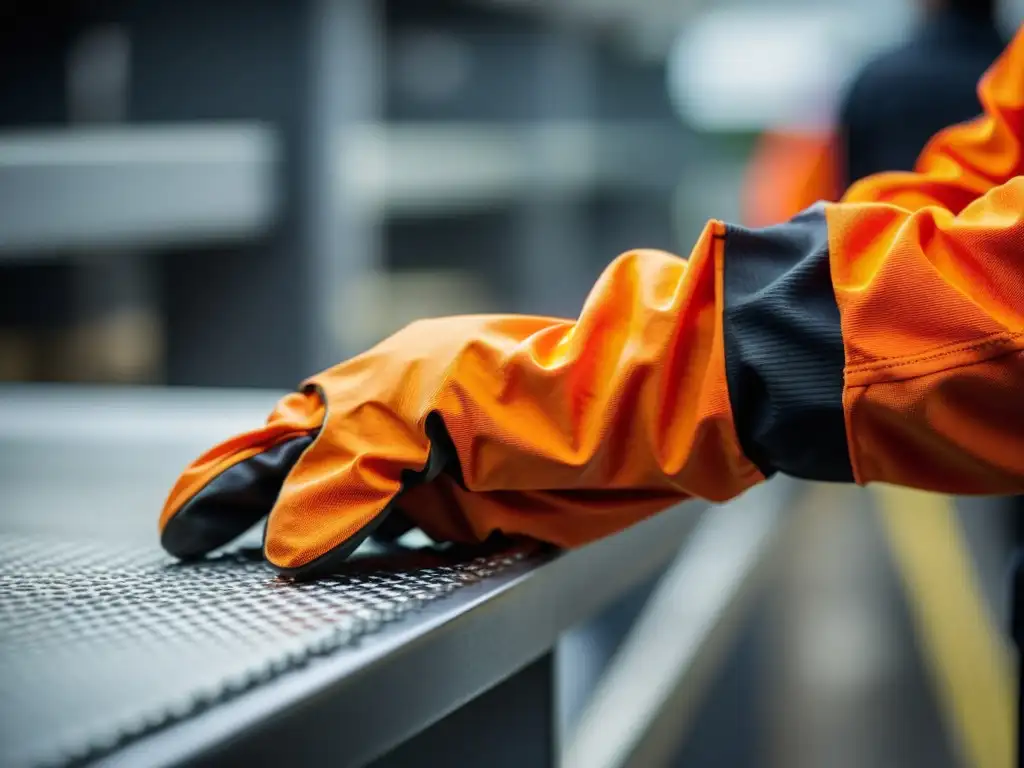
<box><xmin>265</xmin><ymin>506</ymin><xmax>396</xmax><ymax>581</ymax></box>
<box><xmin>161</xmin><ymin>436</ymin><xmax>316</xmax><ymax>560</ymax></box>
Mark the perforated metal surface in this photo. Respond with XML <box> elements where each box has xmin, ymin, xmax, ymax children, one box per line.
<box><xmin>0</xmin><ymin>534</ymin><xmax>533</xmax><ymax>768</ymax></box>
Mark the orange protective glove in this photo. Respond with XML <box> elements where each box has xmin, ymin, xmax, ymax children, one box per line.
<box><xmin>162</xmin><ymin>27</ymin><xmax>1024</xmax><ymax>578</ymax></box>
<box><xmin>159</xmin><ymin>232</ymin><xmax>763</xmax><ymax>579</ymax></box>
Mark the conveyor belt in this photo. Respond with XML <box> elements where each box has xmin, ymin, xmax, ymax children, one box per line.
<box><xmin>0</xmin><ymin>534</ymin><xmax>539</xmax><ymax>768</ymax></box>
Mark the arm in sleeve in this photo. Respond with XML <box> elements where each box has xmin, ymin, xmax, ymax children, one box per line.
<box><xmin>159</xmin><ymin>28</ymin><xmax>1024</xmax><ymax>575</ymax></box>
<box><xmin>725</xmin><ymin>25</ymin><xmax>1024</xmax><ymax>494</ymax></box>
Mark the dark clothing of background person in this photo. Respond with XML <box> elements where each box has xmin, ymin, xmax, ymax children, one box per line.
<box><xmin>838</xmin><ymin>1</ymin><xmax>1006</xmax><ymax>187</ymax></box>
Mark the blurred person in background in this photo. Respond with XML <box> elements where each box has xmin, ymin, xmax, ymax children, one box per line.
<box><xmin>742</xmin><ymin>0</ymin><xmax>1006</xmax><ymax>228</ymax></box>
<box><xmin>838</xmin><ymin>0</ymin><xmax>1007</xmax><ymax>186</ymax></box>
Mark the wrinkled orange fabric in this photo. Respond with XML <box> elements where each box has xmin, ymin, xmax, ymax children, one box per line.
<box><xmin>830</xmin><ymin>23</ymin><xmax>1024</xmax><ymax>492</ymax></box>
<box><xmin>160</xmin><ymin>227</ymin><xmax>763</xmax><ymax>572</ymax></box>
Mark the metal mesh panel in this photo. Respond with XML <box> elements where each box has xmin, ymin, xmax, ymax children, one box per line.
<box><xmin>0</xmin><ymin>534</ymin><xmax>534</xmax><ymax>768</ymax></box>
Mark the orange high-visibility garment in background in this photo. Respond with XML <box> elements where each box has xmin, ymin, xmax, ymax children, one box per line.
<box><xmin>741</xmin><ymin>128</ymin><xmax>842</xmax><ymax>227</ymax></box>
<box><xmin>161</xmin><ymin>25</ymin><xmax>1024</xmax><ymax>579</ymax></box>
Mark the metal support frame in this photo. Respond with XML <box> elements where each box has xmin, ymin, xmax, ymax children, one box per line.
<box><xmin>0</xmin><ymin>0</ymin><xmax>696</xmax><ymax>387</ymax></box>
<box><xmin>129</xmin><ymin>0</ymin><xmax>307</xmax><ymax>388</ymax></box>
<box><xmin>368</xmin><ymin>653</ymin><xmax>557</xmax><ymax>768</ymax></box>
<box><xmin>514</xmin><ymin>16</ymin><xmax>595</xmax><ymax>318</ymax></box>
<box><xmin>304</xmin><ymin>0</ymin><xmax>381</xmax><ymax>370</ymax></box>
<box><xmin>563</xmin><ymin>479</ymin><xmax>797</xmax><ymax>768</ymax></box>
<box><xmin>132</xmin><ymin>0</ymin><xmax>381</xmax><ymax>387</ymax></box>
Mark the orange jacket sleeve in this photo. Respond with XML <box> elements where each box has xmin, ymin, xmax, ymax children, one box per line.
<box><xmin>159</xmin><ymin>26</ymin><xmax>1024</xmax><ymax>578</ymax></box>
<box><xmin>161</xmin><ymin>231</ymin><xmax>762</xmax><ymax>577</ymax></box>
<box><xmin>722</xmin><ymin>25</ymin><xmax>1024</xmax><ymax>494</ymax></box>
<box><xmin>825</xmin><ymin>26</ymin><xmax>1024</xmax><ymax>492</ymax></box>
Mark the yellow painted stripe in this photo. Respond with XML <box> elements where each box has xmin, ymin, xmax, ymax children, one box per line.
<box><xmin>873</xmin><ymin>485</ymin><xmax>1015</xmax><ymax>768</ymax></box>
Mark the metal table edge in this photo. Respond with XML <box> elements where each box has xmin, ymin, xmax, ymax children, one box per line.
<box><xmin>96</xmin><ymin>501</ymin><xmax>706</xmax><ymax>768</ymax></box>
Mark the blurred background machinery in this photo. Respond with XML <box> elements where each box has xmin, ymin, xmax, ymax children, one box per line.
<box><xmin>1</xmin><ymin>1</ymin><xmax>1023</xmax><ymax>766</ymax></box>
<box><xmin>0</xmin><ymin>0</ymin><xmax>940</xmax><ymax>388</ymax></box>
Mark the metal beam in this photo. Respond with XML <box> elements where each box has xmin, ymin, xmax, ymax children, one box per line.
<box><xmin>562</xmin><ymin>478</ymin><xmax>800</xmax><ymax>768</ymax></box>
<box><xmin>0</xmin><ymin>125</ymin><xmax>279</xmax><ymax>256</ymax></box>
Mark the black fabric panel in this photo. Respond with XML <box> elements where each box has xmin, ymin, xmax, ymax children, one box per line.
<box><xmin>722</xmin><ymin>204</ymin><xmax>853</xmax><ymax>483</ymax></box>
<box><xmin>161</xmin><ymin>436</ymin><xmax>315</xmax><ymax>560</ymax></box>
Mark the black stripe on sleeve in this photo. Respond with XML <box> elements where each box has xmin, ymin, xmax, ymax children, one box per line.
<box><xmin>721</xmin><ymin>203</ymin><xmax>853</xmax><ymax>483</ymax></box>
